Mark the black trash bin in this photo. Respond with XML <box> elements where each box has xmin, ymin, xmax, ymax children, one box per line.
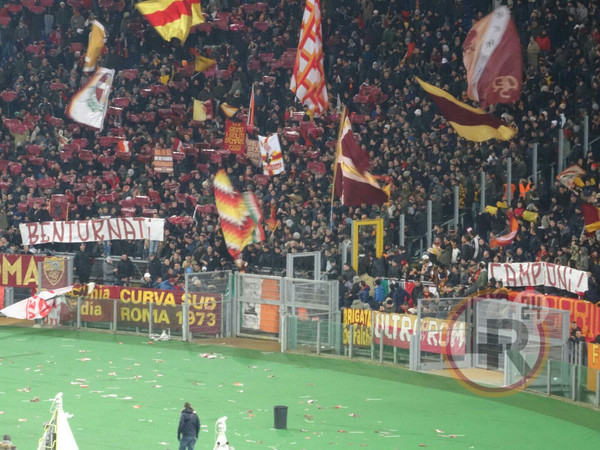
<box><xmin>274</xmin><ymin>405</ymin><xmax>288</xmax><ymax>429</ymax></box>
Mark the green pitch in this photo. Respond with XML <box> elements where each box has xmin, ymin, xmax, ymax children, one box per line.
<box><xmin>0</xmin><ymin>327</ymin><xmax>598</xmax><ymax>449</ymax></box>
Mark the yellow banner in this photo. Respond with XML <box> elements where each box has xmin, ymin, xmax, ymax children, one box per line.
<box><xmin>342</xmin><ymin>308</ymin><xmax>372</xmax><ymax>347</ymax></box>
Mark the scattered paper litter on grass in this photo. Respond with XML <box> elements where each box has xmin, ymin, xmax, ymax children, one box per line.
<box><xmin>122</xmin><ymin>396</ymin><xmax>132</xmax><ymax>400</ymax></box>
<box><xmin>349</xmin><ymin>431</ymin><xmax>364</xmax><ymax>434</ymax></box>
<box><xmin>349</xmin><ymin>413</ymin><xmax>359</xmax><ymax>418</ymax></box>
<box><xmin>307</xmin><ymin>399</ymin><xmax>315</xmax><ymax>404</ymax></box>
<box><xmin>366</xmin><ymin>398</ymin><xmax>382</xmax><ymax>401</ymax></box>
<box><xmin>0</xmin><ymin>411</ymin><xmax>4</xmax><ymax>415</ymax></box>
<box><xmin>101</xmin><ymin>394</ymin><xmax>118</xmax><ymax>398</ymax></box>
<box><xmin>233</xmin><ymin>382</ymin><xmax>244</xmax><ymax>386</ymax></box>
<box><xmin>133</xmin><ymin>405</ymin><xmax>142</xmax><ymax>409</ymax></box>
<box><xmin>440</xmin><ymin>435</ymin><xmax>464</xmax><ymax>438</ymax></box>
<box><xmin>248</xmin><ymin>365</ymin><xmax>258</xmax><ymax>369</ymax></box>
<box><xmin>18</xmin><ymin>418</ymin><xmax>27</xmax><ymax>422</ymax></box>
<box><xmin>419</xmin><ymin>444</ymin><xmax>428</xmax><ymax>447</ymax></box>
<box><xmin>79</xmin><ymin>358</ymin><xmax>91</xmax><ymax>362</ymax></box>
<box><xmin>30</xmin><ymin>397</ymin><xmax>39</xmax><ymax>402</ymax></box>
<box><xmin>152</xmin><ymin>385</ymin><xmax>162</xmax><ymax>388</ymax></box>
<box><xmin>79</xmin><ymin>350</ymin><xmax>89</xmax><ymax>353</ymax></box>
<box><xmin>17</xmin><ymin>387</ymin><xmax>31</xmax><ymax>392</ymax></box>
<box><xmin>80</xmin><ymin>385</ymin><xmax>88</xmax><ymax>389</ymax></box>
<box><xmin>435</xmin><ymin>429</ymin><xmax>444</xmax><ymax>434</ymax></box>
<box><xmin>158</xmin><ymin>442</ymin><xmax>168</xmax><ymax>446</ymax></box>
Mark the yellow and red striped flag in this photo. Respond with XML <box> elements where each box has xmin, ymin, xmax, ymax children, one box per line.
<box><xmin>214</xmin><ymin>170</ymin><xmax>264</xmax><ymax>260</ymax></box>
<box><xmin>490</xmin><ymin>212</ymin><xmax>518</xmax><ymax>248</ymax></box>
<box><xmin>135</xmin><ymin>0</ymin><xmax>204</xmax><ymax>44</ymax></box>
<box><xmin>290</xmin><ymin>0</ymin><xmax>328</xmax><ymax>117</ymax></box>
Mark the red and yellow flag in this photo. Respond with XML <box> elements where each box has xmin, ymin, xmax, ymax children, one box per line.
<box><xmin>290</xmin><ymin>0</ymin><xmax>328</xmax><ymax>117</ymax></box>
<box><xmin>214</xmin><ymin>170</ymin><xmax>264</xmax><ymax>260</ymax></box>
<box><xmin>135</xmin><ymin>0</ymin><xmax>204</xmax><ymax>44</ymax></box>
<box><xmin>416</xmin><ymin>77</ymin><xmax>516</xmax><ymax>142</ymax></box>
<box><xmin>490</xmin><ymin>212</ymin><xmax>518</xmax><ymax>248</ymax></box>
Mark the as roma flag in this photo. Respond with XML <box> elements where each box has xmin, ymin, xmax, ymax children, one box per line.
<box><xmin>490</xmin><ymin>211</ymin><xmax>518</xmax><ymax>248</ymax></box>
<box><xmin>416</xmin><ymin>77</ymin><xmax>516</xmax><ymax>142</ymax></box>
<box><xmin>463</xmin><ymin>6</ymin><xmax>522</xmax><ymax>108</ymax></box>
<box><xmin>135</xmin><ymin>0</ymin><xmax>204</xmax><ymax>44</ymax></box>
<box><xmin>582</xmin><ymin>203</ymin><xmax>600</xmax><ymax>234</ymax></box>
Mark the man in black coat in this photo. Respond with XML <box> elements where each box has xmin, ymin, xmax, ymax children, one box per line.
<box><xmin>116</xmin><ymin>253</ymin><xmax>135</xmax><ymax>286</ymax></box>
<box><xmin>73</xmin><ymin>244</ymin><xmax>92</xmax><ymax>283</ymax></box>
<box><xmin>177</xmin><ymin>402</ymin><xmax>200</xmax><ymax>450</ymax></box>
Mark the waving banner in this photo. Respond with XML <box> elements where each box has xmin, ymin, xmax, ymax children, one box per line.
<box><xmin>20</xmin><ymin>218</ymin><xmax>165</xmax><ymax>245</ymax></box>
<box><xmin>489</xmin><ymin>262</ymin><xmax>589</xmax><ymax>295</ymax></box>
<box><xmin>67</xmin><ymin>67</ymin><xmax>114</xmax><ymax>130</ymax></box>
<box><xmin>463</xmin><ymin>6</ymin><xmax>522</xmax><ymax>107</ymax></box>
<box><xmin>259</xmin><ymin>134</ymin><xmax>285</xmax><ymax>176</ymax></box>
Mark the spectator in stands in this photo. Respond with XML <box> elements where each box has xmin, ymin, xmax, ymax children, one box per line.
<box><xmin>141</xmin><ymin>272</ymin><xmax>153</xmax><ymax>288</ymax></box>
<box><xmin>102</xmin><ymin>257</ymin><xmax>116</xmax><ymax>286</ymax></box>
<box><xmin>73</xmin><ymin>244</ymin><xmax>92</xmax><ymax>284</ymax></box>
<box><xmin>116</xmin><ymin>254</ymin><xmax>135</xmax><ymax>286</ymax></box>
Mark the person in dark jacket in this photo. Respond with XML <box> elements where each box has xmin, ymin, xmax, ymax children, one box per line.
<box><xmin>177</xmin><ymin>402</ymin><xmax>200</xmax><ymax>450</ymax></box>
<box><xmin>73</xmin><ymin>244</ymin><xmax>92</xmax><ymax>283</ymax></box>
<box><xmin>116</xmin><ymin>253</ymin><xmax>135</xmax><ymax>286</ymax></box>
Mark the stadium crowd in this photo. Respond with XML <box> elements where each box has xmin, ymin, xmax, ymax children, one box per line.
<box><xmin>1</xmin><ymin>0</ymin><xmax>600</xmax><ymax>309</ymax></box>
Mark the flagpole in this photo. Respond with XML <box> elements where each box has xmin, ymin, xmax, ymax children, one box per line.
<box><xmin>330</xmin><ymin>106</ymin><xmax>347</xmax><ymax>231</ymax></box>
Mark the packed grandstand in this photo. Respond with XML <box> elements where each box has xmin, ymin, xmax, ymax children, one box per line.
<box><xmin>0</xmin><ymin>0</ymin><xmax>599</xmax><ymax>314</ymax></box>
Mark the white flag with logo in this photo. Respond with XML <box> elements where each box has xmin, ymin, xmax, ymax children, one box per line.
<box><xmin>67</xmin><ymin>67</ymin><xmax>114</xmax><ymax>130</ymax></box>
<box><xmin>0</xmin><ymin>285</ymin><xmax>76</xmax><ymax>320</ymax></box>
<box><xmin>259</xmin><ymin>134</ymin><xmax>285</xmax><ymax>176</ymax></box>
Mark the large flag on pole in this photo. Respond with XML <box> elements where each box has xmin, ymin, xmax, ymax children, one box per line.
<box><xmin>290</xmin><ymin>0</ymin><xmax>328</xmax><ymax>117</ymax></box>
<box><xmin>135</xmin><ymin>0</ymin><xmax>204</xmax><ymax>44</ymax></box>
<box><xmin>416</xmin><ymin>77</ymin><xmax>516</xmax><ymax>142</ymax></box>
<box><xmin>334</xmin><ymin>114</ymin><xmax>388</xmax><ymax>206</ymax></box>
<box><xmin>67</xmin><ymin>68</ymin><xmax>114</xmax><ymax>130</ymax></box>
<box><xmin>213</xmin><ymin>170</ymin><xmax>264</xmax><ymax>260</ymax></box>
<box><xmin>83</xmin><ymin>20</ymin><xmax>106</xmax><ymax>72</ymax></box>
<box><xmin>463</xmin><ymin>6</ymin><xmax>522</xmax><ymax>107</ymax></box>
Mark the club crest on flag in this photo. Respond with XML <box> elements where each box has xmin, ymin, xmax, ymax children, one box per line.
<box><xmin>43</xmin><ymin>257</ymin><xmax>66</xmax><ymax>287</ymax></box>
<box><xmin>67</xmin><ymin>68</ymin><xmax>114</xmax><ymax>130</ymax></box>
<box><xmin>259</xmin><ymin>134</ymin><xmax>284</xmax><ymax>176</ymax></box>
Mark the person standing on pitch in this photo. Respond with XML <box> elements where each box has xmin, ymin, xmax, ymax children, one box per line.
<box><xmin>178</xmin><ymin>402</ymin><xmax>200</xmax><ymax>450</ymax></box>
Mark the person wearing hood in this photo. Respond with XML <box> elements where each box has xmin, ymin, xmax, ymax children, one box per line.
<box><xmin>177</xmin><ymin>402</ymin><xmax>200</xmax><ymax>450</ymax></box>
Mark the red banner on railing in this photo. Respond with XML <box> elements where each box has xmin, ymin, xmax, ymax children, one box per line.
<box><xmin>508</xmin><ymin>291</ymin><xmax>600</xmax><ymax>342</ymax></box>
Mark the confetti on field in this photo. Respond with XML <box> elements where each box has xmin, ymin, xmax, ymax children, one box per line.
<box><xmin>159</xmin><ymin>442</ymin><xmax>168</xmax><ymax>446</ymax></box>
<box><xmin>349</xmin><ymin>413</ymin><xmax>359</xmax><ymax>418</ymax></box>
<box><xmin>152</xmin><ymin>385</ymin><xmax>162</xmax><ymax>388</ymax></box>
<box><xmin>440</xmin><ymin>435</ymin><xmax>464</xmax><ymax>438</ymax></box>
<box><xmin>419</xmin><ymin>444</ymin><xmax>428</xmax><ymax>447</ymax></box>
<box><xmin>133</xmin><ymin>405</ymin><xmax>142</xmax><ymax>409</ymax></box>
<box><xmin>80</xmin><ymin>385</ymin><xmax>88</xmax><ymax>389</ymax></box>
<box><xmin>0</xmin><ymin>412</ymin><xmax>3</xmax><ymax>415</ymax></box>
<box><xmin>30</xmin><ymin>397</ymin><xmax>39</xmax><ymax>402</ymax></box>
<box><xmin>366</xmin><ymin>398</ymin><xmax>382</xmax><ymax>401</ymax></box>
<box><xmin>435</xmin><ymin>429</ymin><xmax>444</xmax><ymax>434</ymax></box>
<box><xmin>233</xmin><ymin>382</ymin><xmax>244</xmax><ymax>386</ymax></box>
<box><xmin>19</xmin><ymin>418</ymin><xmax>27</xmax><ymax>422</ymax></box>
<box><xmin>79</xmin><ymin>358</ymin><xmax>91</xmax><ymax>362</ymax></box>
<box><xmin>17</xmin><ymin>387</ymin><xmax>31</xmax><ymax>392</ymax></box>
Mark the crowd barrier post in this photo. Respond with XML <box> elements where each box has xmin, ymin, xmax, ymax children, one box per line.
<box><xmin>506</xmin><ymin>157</ymin><xmax>512</xmax><ymax>205</ymax></box>
<box><xmin>480</xmin><ymin>171</ymin><xmax>486</xmax><ymax>213</ymax></box>
<box><xmin>316</xmin><ymin>320</ymin><xmax>321</xmax><ymax>355</ymax></box>
<box><xmin>453</xmin><ymin>185</ymin><xmax>460</xmax><ymax>229</ymax></box>
<box><xmin>379</xmin><ymin>328</ymin><xmax>384</xmax><ymax>364</ymax></box>
<box><xmin>532</xmin><ymin>143</ymin><xmax>538</xmax><ymax>185</ymax></box>
<box><xmin>546</xmin><ymin>359</ymin><xmax>552</xmax><ymax>396</ymax></box>
<box><xmin>571</xmin><ymin>365</ymin><xmax>577</xmax><ymax>401</ymax></box>
<box><xmin>558</xmin><ymin>128</ymin><xmax>565</xmax><ymax>173</ymax></box>
<box><xmin>426</xmin><ymin>200</ymin><xmax>432</xmax><ymax>250</ymax></box>
<box><xmin>76</xmin><ymin>297</ymin><xmax>82</xmax><ymax>329</ymax></box>
<box><xmin>584</xmin><ymin>114</ymin><xmax>589</xmax><ymax>152</ymax></box>
<box><xmin>112</xmin><ymin>299</ymin><xmax>117</xmax><ymax>332</ymax></box>
<box><xmin>399</xmin><ymin>214</ymin><xmax>405</xmax><ymax>247</ymax></box>
<box><xmin>348</xmin><ymin>325</ymin><xmax>354</xmax><ymax>359</ymax></box>
<box><xmin>148</xmin><ymin>301</ymin><xmax>153</xmax><ymax>336</ymax></box>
